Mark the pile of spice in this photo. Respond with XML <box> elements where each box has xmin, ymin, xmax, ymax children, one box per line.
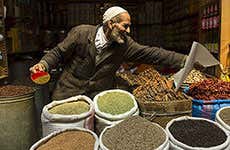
<box><xmin>0</xmin><ymin>85</ymin><xmax>34</xmax><ymax>97</ymax></box>
<box><xmin>188</xmin><ymin>79</ymin><xmax>230</xmax><ymax>100</ymax></box>
<box><xmin>116</xmin><ymin>67</ymin><xmax>161</xmax><ymax>86</ymax></box>
<box><xmin>169</xmin><ymin>119</ymin><xmax>227</xmax><ymax>147</ymax></box>
<box><xmin>116</xmin><ymin>72</ymin><xmax>138</xmax><ymax>86</ymax></box>
<box><xmin>36</xmin><ymin>130</ymin><xmax>95</xmax><ymax>150</ymax></box>
<box><xmin>48</xmin><ymin>100</ymin><xmax>90</xmax><ymax>115</ymax></box>
<box><xmin>219</xmin><ymin>107</ymin><xmax>230</xmax><ymax>126</ymax></box>
<box><xmin>135</xmin><ymin>67</ymin><xmax>162</xmax><ymax>85</ymax></box>
<box><xmin>102</xmin><ymin>116</ymin><xmax>166</xmax><ymax>150</ymax></box>
<box><xmin>118</xmin><ymin>67</ymin><xmax>189</xmax><ymax>102</ymax></box>
<box><xmin>97</xmin><ymin>92</ymin><xmax>134</xmax><ymax>115</ymax></box>
<box><xmin>133</xmin><ymin>79</ymin><xmax>188</xmax><ymax>102</ymax></box>
<box><xmin>183</xmin><ymin>69</ymin><xmax>207</xmax><ymax>84</ymax></box>
<box><xmin>169</xmin><ymin>69</ymin><xmax>207</xmax><ymax>84</ymax></box>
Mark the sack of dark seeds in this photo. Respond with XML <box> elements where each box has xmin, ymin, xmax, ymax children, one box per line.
<box><xmin>166</xmin><ymin>116</ymin><xmax>230</xmax><ymax>150</ymax></box>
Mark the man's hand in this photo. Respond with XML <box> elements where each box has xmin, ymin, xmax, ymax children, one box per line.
<box><xmin>29</xmin><ymin>63</ymin><xmax>46</xmax><ymax>73</ymax></box>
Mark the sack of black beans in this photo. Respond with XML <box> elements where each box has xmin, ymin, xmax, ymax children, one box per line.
<box><xmin>41</xmin><ymin>95</ymin><xmax>94</xmax><ymax>137</ymax></box>
<box><xmin>30</xmin><ymin>127</ymin><xmax>99</xmax><ymax>150</ymax></box>
<box><xmin>166</xmin><ymin>116</ymin><xmax>230</xmax><ymax>150</ymax></box>
<box><xmin>99</xmin><ymin>116</ymin><xmax>169</xmax><ymax>150</ymax></box>
<box><xmin>216</xmin><ymin>106</ymin><xmax>230</xmax><ymax>135</ymax></box>
<box><xmin>93</xmin><ymin>89</ymin><xmax>139</xmax><ymax>135</ymax></box>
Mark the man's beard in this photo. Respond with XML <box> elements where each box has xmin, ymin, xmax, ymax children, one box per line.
<box><xmin>110</xmin><ymin>27</ymin><xmax>126</xmax><ymax>44</ymax></box>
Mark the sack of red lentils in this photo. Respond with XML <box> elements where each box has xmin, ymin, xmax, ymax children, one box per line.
<box><xmin>93</xmin><ymin>89</ymin><xmax>139</xmax><ymax>135</ymax></box>
<box><xmin>216</xmin><ymin>106</ymin><xmax>230</xmax><ymax>135</ymax></box>
<box><xmin>166</xmin><ymin>116</ymin><xmax>230</xmax><ymax>150</ymax></box>
<box><xmin>30</xmin><ymin>127</ymin><xmax>99</xmax><ymax>150</ymax></box>
<box><xmin>41</xmin><ymin>95</ymin><xmax>94</xmax><ymax>137</ymax></box>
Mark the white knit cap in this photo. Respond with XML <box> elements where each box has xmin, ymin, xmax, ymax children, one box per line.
<box><xmin>103</xmin><ymin>6</ymin><xmax>128</xmax><ymax>24</ymax></box>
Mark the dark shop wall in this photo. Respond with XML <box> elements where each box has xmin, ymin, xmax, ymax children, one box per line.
<box><xmin>37</xmin><ymin>0</ymin><xmax>164</xmax><ymax>49</ymax></box>
<box><xmin>5</xmin><ymin>0</ymin><xmax>219</xmax><ymax>57</ymax></box>
<box><xmin>36</xmin><ymin>0</ymin><xmax>206</xmax><ymax>55</ymax></box>
<box><xmin>162</xmin><ymin>0</ymin><xmax>200</xmax><ymax>54</ymax></box>
<box><xmin>162</xmin><ymin>0</ymin><xmax>220</xmax><ymax>56</ymax></box>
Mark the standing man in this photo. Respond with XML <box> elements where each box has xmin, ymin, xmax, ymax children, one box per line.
<box><xmin>30</xmin><ymin>6</ymin><xmax>187</xmax><ymax>100</ymax></box>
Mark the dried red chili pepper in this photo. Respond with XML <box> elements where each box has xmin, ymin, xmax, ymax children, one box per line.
<box><xmin>188</xmin><ymin>79</ymin><xmax>230</xmax><ymax>100</ymax></box>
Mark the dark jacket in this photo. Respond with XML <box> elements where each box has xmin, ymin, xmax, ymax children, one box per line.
<box><xmin>41</xmin><ymin>25</ymin><xmax>186</xmax><ymax>100</ymax></box>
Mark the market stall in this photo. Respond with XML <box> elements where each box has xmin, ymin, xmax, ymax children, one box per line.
<box><xmin>0</xmin><ymin>0</ymin><xmax>230</xmax><ymax>149</ymax></box>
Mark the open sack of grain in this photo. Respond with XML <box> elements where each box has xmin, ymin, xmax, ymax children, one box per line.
<box><xmin>41</xmin><ymin>95</ymin><xmax>94</xmax><ymax>137</ymax></box>
<box><xmin>30</xmin><ymin>128</ymin><xmax>99</xmax><ymax>150</ymax></box>
<box><xmin>99</xmin><ymin>116</ymin><xmax>169</xmax><ymax>150</ymax></box>
<box><xmin>166</xmin><ymin>116</ymin><xmax>230</xmax><ymax>150</ymax></box>
<box><xmin>216</xmin><ymin>106</ymin><xmax>230</xmax><ymax>135</ymax></box>
<box><xmin>93</xmin><ymin>89</ymin><xmax>139</xmax><ymax>135</ymax></box>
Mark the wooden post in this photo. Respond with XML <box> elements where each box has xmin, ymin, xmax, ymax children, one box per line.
<box><xmin>220</xmin><ymin>0</ymin><xmax>230</xmax><ymax>72</ymax></box>
<box><xmin>0</xmin><ymin>0</ymin><xmax>8</xmax><ymax>81</ymax></box>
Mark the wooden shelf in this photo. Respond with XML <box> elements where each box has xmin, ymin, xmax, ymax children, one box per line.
<box><xmin>47</xmin><ymin>0</ymin><xmax>144</xmax><ymax>4</ymax></box>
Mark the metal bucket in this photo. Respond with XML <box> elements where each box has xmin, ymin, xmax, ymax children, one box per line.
<box><xmin>0</xmin><ymin>92</ymin><xmax>38</xmax><ymax>150</ymax></box>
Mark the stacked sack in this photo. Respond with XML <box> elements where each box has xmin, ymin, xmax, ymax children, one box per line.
<box><xmin>41</xmin><ymin>95</ymin><xmax>94</xmax><ymax>137</ymax></box>
<box><xmin>94</xmin><ymin>89</ymin><xmax>139</xmax><ymax>135</ymax></box>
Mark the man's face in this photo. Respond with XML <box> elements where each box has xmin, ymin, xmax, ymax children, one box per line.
<box><xmin>110</xmin><ymin>12</ymin><xmax>131</xmax><ymax>44</ymax></box>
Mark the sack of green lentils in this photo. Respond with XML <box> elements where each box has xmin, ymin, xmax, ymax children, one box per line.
<box><xmin>41</xmin><ymin>95</ymin><xmax>94</xmax><ymax>137</ymax></box>
<box><xmin>30</xmin><ymin>127</ymin><xmax>99</xmax><ymax>150</ymax></box>
<box><xmin>99</xmin><ymin>116</ymin><xmax>169</xmax><ymax>150</ymax></box>
<box><xmin>166</xmin><ymin>116</ymin><xmax>230</xmax><ymax>150</ymax></box>
<box><xmin>93</xmin><ymin>89</ymin><xmax>139</xmax><ymax>135</ymax></box>
<box><xmin>216</xmin><ymin>106</ymin><xmax>230</xmax><ymax>135</ymax></box>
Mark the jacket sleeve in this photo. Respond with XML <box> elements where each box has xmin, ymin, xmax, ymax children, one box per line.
<box><xmin>40</xmin><ymin>27</ymin><xmax>79</xmax><ymax>71</ymax></box>
<box><xmin>123</xmin><ymin>36</ymin><xmax>187</xmax><ymax>69</ymax></box>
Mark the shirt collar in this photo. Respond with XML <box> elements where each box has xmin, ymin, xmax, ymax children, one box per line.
<box><xmin>97</xmin><ymin>26</ymin><xmax>109</xmax><ymax>42</ymax></box>
<box><xmin>95</xmin><ymin>26</ymin><xmax>111</xmax><ymax>52</ymax></box>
